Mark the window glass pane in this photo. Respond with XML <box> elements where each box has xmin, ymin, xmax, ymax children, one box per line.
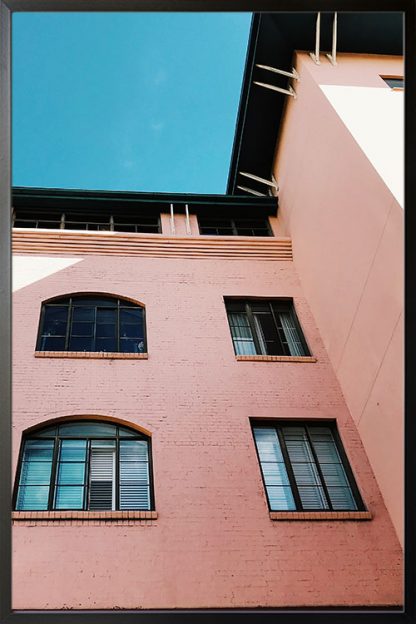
<box><xmin>19</xmin><ymin>460</ymin><xmax>52</xmax><ymax>485</ymax></box>
<box><xmin>119</xmin><ymin>442</ymin><xmax>150</xmax><ymax>509</ymax></box>
<box><xmin>249</xmin><ymin>302</ymin><xmax>270</xmax><ymax>313</ymax></box>
<box><xmin>225</xmin><ymin>301</ymin><xmax>246</xmax><ymax>313</ymax></box>
<box><xmin>236</xmin><ymin>228</ymin><xmax>264</xmax><ymax>236</ymax></box>
<box><xmin>118</xmin><ymin>427</ymin><xmax>141</xmax><ymax>438</ymax></box>
<box><xmin>199</xmin><ymin>217</ymin><xmax>234</xmax><ymax>235</ymax></box>
<box><xmin>16</xmin><ymin>486</ymin><xmax>50</xmax><ymax>510</ymax></box>
<box><xmin>96</xmin><ymin>308</ymin><xmax>117</xmax><ymax>323</ymax></box>
<box><xmin>42</xmin><ymin>320</ymin><xmax>67</xmax><ymax>337</ymax></box>
<box><xmin>283</xmin><ymin>428</ymin><xmax>313</xmax><ymax>463</ymax></box>
<box><xmin>43</xmin><ymin>306</ymin><xmax>68</xmax><ymax>323</ymax></box>
<box><xmin>382</xmin><ymin>77</ymin><xmax>404</xmax><ymax>88</ymax></box>
<box><xmin>22</xmin><ymin>439</ymin><xmax>54</xmax><ymax>461</ymax></box>
<box><xmin>58</xmin><ymin>422</ymin><xmax>117</xmax><ymax>436</ymax></box>
<box><xmin>253</xmin><ymin>428</ymin><xmax>294</xmax><ymax>508</ymax></box>
<box><xmin>96</xmin><ymin>337</ymin><xmax>117</xmax><ymax>352</ymax></box>
<box><xmin>68</xmin><ymin>337</ymin><xmax>93</xmax><ymax>351</ymax></box>
<box><xmin>65</xmin><ymin>222</ymin><xmax>88</xmax><ymax>230</ymax></box>
<box><xmin>14</xmin><ymin>220</ymin><xmax>37</xmax><ymax>227</ymax></box>
<box><xmin>279</xmin><ymin>310</ymin><xmax>306</xmax><ymax>356</ymax></box>
<box><xmin>318</xmin><ymin>462</ymin><xmax>348</xmax><ymax>487</ymax></box>
<box><xmin>297</xmin><ymin>486</ymin><xmax>329</xmax><ymax>510</ymax></box>
<box><xmin>253</xmin><ymin>428</ymin><xmax>284</xmax><ymax>463</ymax></box>
<box><xmin>96</xmin><ymin>324</ymin><xmax>116</xmax><ymax>338</ymax></box>
<box><xmin>326</xmin><ymin>487</ymin><xmax>357</xmax><ymax>510</ymax></box>
<box><xmin>228</xmin><ymin>312</ymin><xmax>257</xmax><ymax>355</ymax></box>
<box><xmin>261</xmin><ymin>462</ymin><xmax>290</xmax><ymax>486</ymax></box>
<box><xmin>120</xmin><ymin>338</ymin><xmax>145</xmax><ymax>353</ymax></box>
<box><xmin>120</xmin><ymin>461</ymin><xmax>149</xmax><ymax>483</ymax></box>
<box><xmin>57</xmin><ymin>462</ymin><xmax>86</xmax><ymax>485</ymax></box>
<box><xmin>233</xmin><ymin>339</ymin><xmax>256</xmax><ymax>354</ymax></box>
<box><xmin>72</xmin><ymin>307</ymin><xmax>95</xmax><ymax>322</ymax></box>
<box><xmin>120</xmin><ymin>440</ymin><xmax>148</xmax><ymax>461</ymax></box>
<box><xmin>253</xmin><ymin>313</ymin><xmax>281</xmax><ymax>355</ymax></box>
<box><xmin>37</xmin><ymin>221</ymin><xmax>61</xmax><ymax>229</ymax></box>
<box><xmin>91</xmin><ymin>440</ymin><xmax>116</xmax><ymax>449</ymax></box>
<box><xmin>115</xmin><ymin>224</ymin><xmax>136</xmax><ymax>232</ymax></box>
<box><xmin>71</xmin><ymin>322</ymin><xmax>94</xmax><ymax>336</ymax></box>
<box><xmin>35</xmin><ymin>426</ymin><xmax>57</xmax><ymax>437</ymax></box>
<box><xmin>119</xmin><ymin>484</ymin><xmax>150</xmax><ymax>510</ymax></box>
<box><xmin>309</xmin><ymin>432</ymin><xmax>341</xmax><ymax>464</ymax></box>
<box><xmin>54</xmin><ymin>486</ymin><xmax>84</xmax><ymax>509</ymax></box>
<box><xmin>71</xmin><ymin>297</ymin><xmax>117</xmax><ymax>307</ymax></box>
<box><xmin>228</xmin><ymin>313</ymin><xmax>252</xmax><ymax>339</ymax></box>
<box><xmin>291</xmin><ymin>462</ymin><xmax>322</xmax><ymax>486</ymax></box>
<box><xmin>266</xmin><ymin>486</ymin><xmax>296</xmax><ymax>510</ymax></box>
<box><xmin>120</xmin><ymin>323</ymin><xmax>143</xmax><ymax>338</ymax></box>
<box><xmin>307</xmin><ymin>427</ymin><xmax>334</xmax><ymax>441</ymax></box>
<box><xmin>40</xmin><ymin>336</ymin><xmax>66</xmax><ymax>351</ymax></box>
<box><xmin>59</xmin><ymin>439</ymin><xmax>87</xmax><ymax>461</ymax></box>
<box><xmin>120</xmin><ymin>308</ymin><xmax>143</xmax><ymax>323</ymax></box>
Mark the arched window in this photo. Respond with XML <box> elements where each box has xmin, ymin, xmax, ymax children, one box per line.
<box><xmin>37</xmin><ymin>295</ymin><xmax>146</xmax><ymax>353</ymax></box>
<box><xmin>15</xmin><ymin>421</ymin><xmax>153</xmax><ymax>511</ymax></box>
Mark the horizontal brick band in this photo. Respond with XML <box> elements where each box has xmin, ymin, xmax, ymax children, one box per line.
<box><xmin>12</xmin><ymin>230</ymin><xmax>293</xmax><ymax>261</ymax></box>
<box><xmin>34</xmin><ymin>351</ymin><xmax>148</xmax><ymax>360</ymax></box>
<box><xmin>12</xmin><ymin>510</ymin><xmax>158</xmax><ymax>522</ymax></box>
<box><xmin>269</xmin><ymin>511</ymin><xmax>372</xmax><ymax>521</ymax></box>
<box><xmin>236</xmin><ymin>355</ymin><xmax>317</xmax><ymax>363</ymax></box>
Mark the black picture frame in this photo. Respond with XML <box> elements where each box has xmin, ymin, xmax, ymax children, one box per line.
<box><xmin>1</xmin><ymin>1</ymin><xmax>414</xmax><ymax>622</ymax></box>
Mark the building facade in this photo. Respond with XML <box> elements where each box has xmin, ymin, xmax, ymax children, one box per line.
<box><xmin>12</xmin><ymin>12</ymin><xmax>403</xmax><ymax>610</ymax></box>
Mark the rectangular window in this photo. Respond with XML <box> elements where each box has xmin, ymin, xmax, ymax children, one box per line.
<box><xmin>381</xmin><ymin>76</ymin><xmax>404</xmax><ymax>89</ymax></box>
<box><xmin>225</xmin><ymin>299</ymin><xmax>309</xmax><ymax>356</ymax></box>
<box><xmin>252</xmin><ymin>422</ymin><xmax>364</xmax><ymax>512</ymax></box>
<box><xmin>13</xmin><ymin>208</ymin><xmax>161</xmax><ymax>233</ymax></box>
<box><xmin>198</xmin><ymin>216</ymin><xmax>272</xmax><ymax>236</ymax></box>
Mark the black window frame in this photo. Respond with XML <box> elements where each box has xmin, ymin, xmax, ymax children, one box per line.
<box><xmin>225</xmin><ymin>298</ymin><xmax>310</xmax><ymax>357</ymax></box>
<box><xmin>36</xmin><ymin>294</ymin><xmax>147</xmax><ymax>354</ymax></box>
<box><xmin>13</xmin><ymin>421</ymin><xmax>155</xmax><ymax>512</ymax></box>
<box><xmin>198</xmin><ymin>215</ymin><xmax>273</xmax><ymax>237</ymax></box>
<box><xmin>252</xmin><ymin>420</ymin><xmax>366</xmax><ymax>513</ymax></box>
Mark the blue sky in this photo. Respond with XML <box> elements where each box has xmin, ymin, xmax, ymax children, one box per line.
<box><xmin>12</xmin><ymin>12</ymin><xmax>251</xmax><ymax>194</ymax></box>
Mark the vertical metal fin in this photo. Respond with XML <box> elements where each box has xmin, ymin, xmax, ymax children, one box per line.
<box><xmin>310</xmin><ymin>12</ymin><xmax>321</xmax><ymax>64</ymax></box>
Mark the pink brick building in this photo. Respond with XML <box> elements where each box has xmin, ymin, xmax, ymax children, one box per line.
<box><xmin>12</xmin><ymin>13</ymin><xmax>403</xmax><ymax>610</ymax></box>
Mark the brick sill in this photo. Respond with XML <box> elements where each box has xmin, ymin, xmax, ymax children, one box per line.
<box><xmin>34</xmin><ymin>351</ymin><xmax>148</xmax><ymax>360</ymax></box>
<box><xmin>270</xmin><ymin>511</ymin><xmax>372</xmax><ymax>521</ymax></box>
<box><xmin>13</xmin><ymin>510</ymin><xmax>157</xmax><ymax>522</ymax></box>
<box><xmin>236</xmin><ymin>355</ymin><xmax>317</xmax><ymax>363</ymax></box>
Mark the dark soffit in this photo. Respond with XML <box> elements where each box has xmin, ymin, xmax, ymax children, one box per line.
<box><xmin>227</xmin><ymin>11</ymin><xmax>404</xmax><ymax>195</ymax></box>
<box><xmin>12</xmin><ymin>186</ymin><xmax>277</xmax><ymax>216</ymax></box>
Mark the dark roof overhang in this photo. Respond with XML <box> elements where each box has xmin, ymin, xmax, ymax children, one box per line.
<box><xmin>227</xmin><ymin>12</ymin><xmax>404</xmax><ymax>195</ymax></box>
<box><xmin>12</xmin><ymin>186</ymin><xmax>277</xmax><ymax>217</ymax></box>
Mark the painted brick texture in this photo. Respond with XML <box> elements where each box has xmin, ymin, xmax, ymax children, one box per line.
<box><xmin>12</xmin><ymin>252</ymin><xmax>403</xmax><ymax>609</ymax></box>
<box><xmin>273</xmin><ymin>53</ymin><xmax>404</xmax><ymax>545</ymax></box>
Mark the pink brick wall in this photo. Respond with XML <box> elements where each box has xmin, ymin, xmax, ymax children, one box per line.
<box><xmin>12</xmin><ymin>253</ymin><xmax>402</xmax><ymax>608</ymax></box>
<box><xmin>273</xmin><ymin>52</ymin><xmax>404</xmax><ymax>545</ymax></box>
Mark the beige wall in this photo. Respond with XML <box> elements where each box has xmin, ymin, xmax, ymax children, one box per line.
<box><xmin>273</xmin><ymin>52</ymin><xmax>404</xmax><ymax>544</ymax></box>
